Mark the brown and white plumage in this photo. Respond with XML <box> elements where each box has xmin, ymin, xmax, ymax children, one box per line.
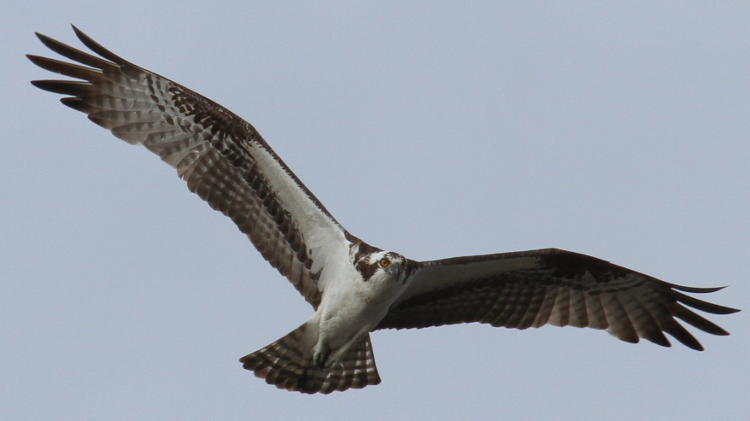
<box><xmin>240</xmin><ymin>323</ymin><xmax>380</xmax><ymax>394</ymax></box>
<box><xmin>28</xmin><ymin>27</ymin><xmax>332</xmax><ymax>307</ymax></box>
<box><xmin>378</xmin><ymin>249</ymin><xmax>736</xmax><ymax>350</ymax></box>
<box><xmin>29</xmin><ymin>26</ymin><xmax>739</xmax><ymax>394</ymax></box>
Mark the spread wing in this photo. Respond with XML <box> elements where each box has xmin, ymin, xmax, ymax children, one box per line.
<box><xmin>28</xmin><ymin>26</ymin><xmax>350</xmax><ymax>307</ymax></box>
<box><xmin>379</xmin><ymin>248</ymin><xmax>739</xmax><ymax>350</ymax></box>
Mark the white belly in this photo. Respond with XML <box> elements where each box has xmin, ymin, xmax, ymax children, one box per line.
<box><xmin>317</xmin><ymin>280</ymin><xmax>391</xmax><ymax>350</ymax></box>
<box><xmin>312</xmin><ymin>263</ymin><xmax>404</xmax><ymax>363</ymax></box>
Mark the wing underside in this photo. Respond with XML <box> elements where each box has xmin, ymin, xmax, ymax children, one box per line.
<box><xmin>28</xmin><ymin>26</ymin><xmax>352</xmax><ymax>306</ymax></box>
<box><xmin>379</xmin><ymin>248</ymin><xmax>739</xmax><ymax>350</ymax></box>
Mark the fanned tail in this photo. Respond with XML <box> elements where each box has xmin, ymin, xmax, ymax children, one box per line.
<box><xmin>240</xmin><ymin>324</ymin><xmax>381</xmax><ymax>394</ymax></box>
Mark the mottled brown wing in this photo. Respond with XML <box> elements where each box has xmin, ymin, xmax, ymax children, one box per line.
<box><xmin>378</xmin><ymin>248</ymin><xmax>739</xmax><ymax>350</ymax></box>
<box><xmin>28</xmin><ymin>26</ymin><xmax>351</xmax><ymax>307</ymax></box>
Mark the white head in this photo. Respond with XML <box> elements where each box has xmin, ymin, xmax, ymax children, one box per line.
<box><xmin>353</xmin><ymin>245</ymin><xmax>411</xmax><ymax>284</ymax></box>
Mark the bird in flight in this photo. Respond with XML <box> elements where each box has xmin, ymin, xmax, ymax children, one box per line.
<box><xmin>28</xmin><ymin>26</ymin><xmax>739</xmax><ymax>394</ymax></box>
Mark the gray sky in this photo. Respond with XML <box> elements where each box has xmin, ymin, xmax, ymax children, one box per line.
<box><xmin>3</xmin><ymin>2</ymin><xmax>748</xmax><ymax>420</ymax></box>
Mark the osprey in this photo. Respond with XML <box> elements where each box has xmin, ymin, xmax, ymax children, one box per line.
<box><xmin>28</xmin><ymin>27</ymin><xmax>739</xmax><ymax>394</ymax></box>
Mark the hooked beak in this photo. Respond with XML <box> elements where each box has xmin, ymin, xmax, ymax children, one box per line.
<box><xmin>386</xmin><ymin>264</ymin><xmax>409</xmax><ymax>283</ymax></box>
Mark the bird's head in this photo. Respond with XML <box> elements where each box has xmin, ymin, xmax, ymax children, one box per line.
<box><xmin>355</xmin><ymin>249</ymin><xmax>411</xmax><ymax>284</ymax></box>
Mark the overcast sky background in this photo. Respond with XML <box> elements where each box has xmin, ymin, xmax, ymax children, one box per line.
<box><xmin>3</xmin><ymin>2</ymin><xmax>748</xmax><ymax>420</ymax></box>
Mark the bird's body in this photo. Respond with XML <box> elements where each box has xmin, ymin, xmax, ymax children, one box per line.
<box><xmin>311</xmin><ymin>246</ymin><xmax>402</xmax><ymax>367</ymax></box>
<box><xmin>28</xmin><ymin>26</ymin><xmax>739</xmax><ymax>394</ymax></box>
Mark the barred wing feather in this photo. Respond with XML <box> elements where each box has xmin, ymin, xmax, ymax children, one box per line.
<box><xmin>379</xmin><ymin>248</ymin><xmax>739</xmax><ymax>350</ymax></box>
<box><xmin>28</xmin><ymin>26</ymin><xmax>351</xmax><ymax>307</ymax></box>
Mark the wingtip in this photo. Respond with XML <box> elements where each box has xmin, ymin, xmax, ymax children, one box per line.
<box><xmin>60</xmin><ymin>97</ymin><xmax>89</xmax><ymax>113</ymax></box>
<box><xmin>645</xmin><ymin>335</ymin><xmax>707</xmax><ymax>351</ymax></box>
<box><xmin>34</xmin><ymin>31</ymin><xmax>65</xmax><ymax>51</ymax></box>
<box><xmin>26</xmin><ymin>54</ymin><xmax>45</xmax><ymax>66</ymax></box>
<box><xmin>725</xmin><ymin>306</ymin><xmax>741</xmax><ymax>314</ymax></box>
<box><xmin>668</xmin><ymin>283</ymin><xmax>727</xmax><ymax>294</ymax></box>
<box><xmin>68</xmin><ymin>24</ymin><xmax>130</xmax><ymax>66</ymax></box>
<box><xmin>71</xmin><ymin>24</ymin><xmax>91</xmax><ymax>46</ymax></box>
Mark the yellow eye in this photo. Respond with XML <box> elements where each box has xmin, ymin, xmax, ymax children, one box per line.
<box><xmin>379</xmin><ymin>258</ymin><xmax>391</xmax><ymax>268</ymax></box>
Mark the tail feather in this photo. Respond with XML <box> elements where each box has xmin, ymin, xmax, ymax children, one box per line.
<box><xmin>240</xmin><ymin>324</ymin><xmax>381</xmax><ymax>394</ymax></box>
